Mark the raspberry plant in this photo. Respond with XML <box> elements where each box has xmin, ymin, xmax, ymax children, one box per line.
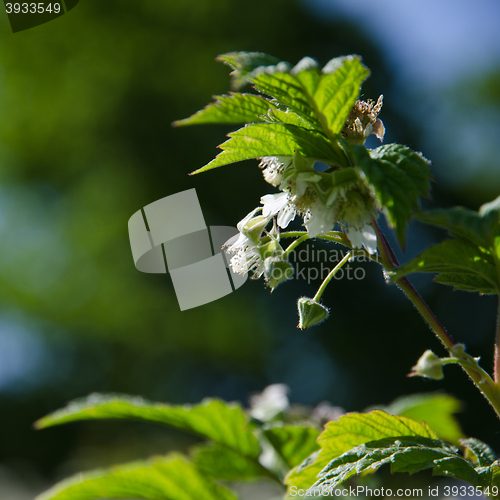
<box><xmin>35</xmin><ymin>52</ymin><xmax>500</xmax><ymax>499</ymax></box>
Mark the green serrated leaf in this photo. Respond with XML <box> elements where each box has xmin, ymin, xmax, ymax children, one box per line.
<box><xmin>369</xmin><ymin>144</ymin><xmax>432</xmax><ymax>198</ymax></box>
<box><xmin>416</xmin><ymin>198</ymin><xmax>500</xmax><ymax>264</ymax></box>
<box><xmin>181</xmin><ymin>53</ymin><xmax>372</xmax><ymax>177</ymax></box>
<box><xmin>407</xmin><ymin>196</ymin><xmax>500</xmax><ymax>295</ymax></box>
<box><xmin>432</xmin><ymin>456</ymin><xmax>485</xmax><ymax>485</ymax></box>
<box><xmin>383</xmin><ymin>393</ymin><xmax>464</xmax><ymax>445</ymax></box>
<box><xmin>264</xmin><ymin>425</ymin><xmax>320</xmax><ymax>469</ymax></box>
<box><xmin>285</xmin><ymin>451</ymin><xmax>325</xmax><ymax>491</ymax></box>
<box><xmin>318</xmin><ymin>410</ymin><xmax>438</xmax><ymax>452</ymax></box>
<box><xmin>216</xmin><ymin>51</ymin><xmax>285</xmax><ymax>89</ymax></box>
<box><xmin>285</xmin><ymin>410</ymin><xmax>437</xmax><ymax>491</ymax></box>
<box><xmin>460</xmin><ymin>438</ymin><xmax>498</xmax><ymax>467</ymax></box>
<box><xmin>252</xmin><ymin>71</ymin><xmax>323</xmax><ymax>130</ymax></box>
<box><xmin>36</xmin><ymin>454</ymin><xmax>238</xmax><ymax>500</ymax></box>
<box><xmin>35</xmin><ymin>394</ymin><xmax>260</xmax><ymax>459</ymax></box>
<box><xmin>264</xmin><ymin>109</ymin><xmax>317</xmax><ymax>130</ymax></box>
<box><xmin>391</xmin><ymin>238</ymin><xmax>499</xmax><ymax>294</ymax></box>
<box><xmin>416</xmin><ymin>207</ymin><xmax>493</xmax><ymax>249</ymax></box>
<box><xmin>353</xmin><ymin>145</ymin><xmax>431</xmax><ymax>247</ymax></box>
<box><xmin>313</xmin><ymin>56</ymin><xmax>370</xmax><ymax>134</ymax></box>
<box><xmin>173</xmin><ymin>93</ymin><xmax>276</xmax><ymax>126</ymax></box>
<box><xmin>192</xmin><ymin>443</ymin><xmax>264</xmax><ymax>481</ymax></box>
<box><xmin>191</xmin><ymin>122</ymin><xmax>349</xmax><ymax>174</ymax></box>
<box><xmin>252</xmin><ymin>56</ymin><xmax>369</xmax><ymax>139</ymax></box>
<box><xmin>314</xmin><ymin>436</ymin><xmax>489</xmax><ymax>494</ymax></box>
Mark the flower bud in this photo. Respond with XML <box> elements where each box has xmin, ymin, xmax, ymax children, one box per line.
<box><xmin>409</xmin><ymin>350</ymin><xmax>444</xmax><ymax>380</ymax></box>
<box><xmin>264</xmin><ymin>258</ymin><xmax>294</xmax><ymax>290</ymax></box>
<box><xmin>241</xmin><ymin>214</ymin><xmax>271</xmax><ymax>242</ymax></box>
<box><xmin>449</xmin><ymin>343</ymin><xmax>465</xmax><ymax>357</ymax></box>
<box><xmin>258</xmin><ymin>239</ymin><xmax>281</xmax><ymax>261</ymax></box>
<box><xmin>297</xmin><ymin>297</ymin><xmax>329</xmax><ymax>330</ymax></box>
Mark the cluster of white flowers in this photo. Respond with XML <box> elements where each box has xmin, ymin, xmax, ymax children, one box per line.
<box><xmin>225</xmin><ymin>98</ymin><xmax>386</xmax><ymax>281</ymax></box>
<box><xmin>258</xmin><ymin>155</ymin><xmax>379</xmax><ymax>254</ymax></box>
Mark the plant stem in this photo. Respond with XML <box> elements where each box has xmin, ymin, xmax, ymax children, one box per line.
<box><xmin>372</xmin><ymin>218</ymin><xmax>500</xmax><ymax>419</ymax></box>
<box><xmin>313</xmin><ymin>251</ymin><xmax>352</xmax><ymax>302</ymax></box>
<box><xmin>372</xmin><ymin>218</ymin><xmax>455</xmax><ymax>349</ymax></box>
<box><xmin>283</xmin><ymin>234</ymin><xmax>309</xmax><ymax>259</ymax></box>
<box><xmin>279</xmin><ymin>230</ymin><xmax>346</xmax><ymax>241</ymax></box>
<box><xmin>441</xmin><ymin>357</ymin><xmax>495</xmax><ymax>386</ymax></box>
<box><xmin>495</xmin><ymin>296</ymin><xmax>500</xmax><ymax>383</ymax></box>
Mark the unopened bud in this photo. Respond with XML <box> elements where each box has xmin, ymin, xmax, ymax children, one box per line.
<box><xmin>450</xmin><ymin>343</ymin><xmax>465</xmax><ymax>357</ymax></box>
<box><xmin>409</xmin><ymin>350</ymin><xmax>444</xmax><ymax>380</ymax></box>
<box><xmin>242</xmin><ymin>215</ymin><xmax>271</xmax><ymax>242</ymax></box>
<box><xmin>297</xmin><ymin>297</ymin><xmax>329</xmax><ymax>330</ymax></box>
<box><xmin>265</xmin><ymin>258</ymin><xmax>294</xmax><ymax>290</ymax></box>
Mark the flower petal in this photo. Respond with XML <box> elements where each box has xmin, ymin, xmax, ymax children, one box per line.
<box><xmin>277</xmin><ymin>204</ymin><xmax>296</xmax><ymax>228</ymax></box>
<box><xmin>237</xmin><ymin>207</ymin><xmax>262</xmax><ymax>232</ymax></box>
<box><xmin>346</xmin><ymin>225</ymin><xmax>364</xmax><ymax>249</ymax></box>
<box><xmin>261</xmin><ymin>192</ymin><xmax>288</xmax><ymax>217</ymax></box>
<box><xmin>347</xmin><ymin>224</ymin><xmax>377</xmax><ymax>254</ymax></box>
<box><xmin>361</xmin><ymin>224</ymin><xmax>377</xmax><ymax>254</ymax></box>
<box><xmin>304</xmin><ymin>199</ymin><xmax>335</xmax><ymax>237</ymax></box>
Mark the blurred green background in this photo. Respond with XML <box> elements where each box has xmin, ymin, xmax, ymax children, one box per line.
<box><xmin>0</xmin><ymin>0</ymin><xmax>500</xmax><ymax>498</ymax></box>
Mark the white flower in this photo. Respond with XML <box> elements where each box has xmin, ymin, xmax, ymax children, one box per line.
<box><xmin>229</xmin><ymin>246</ymin><xmax>263</xmax><ymax>276</ymax></box>
<box><xmin>224</xmin><ymin>232</ymin><xmax>261</xmax><ymax>276</ymax></box>
<box><xmin>249</xmin><ymin>383</ymin><xmax>290</xmax><ymax>421</ymax></box>
<box><xmin>259</xmin><ymin>156</ymin><xmax>292</xmax><ymax>187</ymax></box>
<box><xmin>303</xmin><ymin>198</ymin><xmax>336</xmax><ymax>237</ymax></box>
<box><xmin>347</xmin><ymin>223</ymin><xmax>377</xmax><ymax>254</ymax></box>
<box><xmin>261</xmin><ymin>192</ymin><xmax>297</xmax><ymax>228</ymax></box>
<box><xmin>224</xmin><ymin>208</ymin><xmax>261</xmax><ymax>253</ymax></box>
<box><xmin>224</xmin><ymin>208</ymin><xmax>269</xmax><ymax>277</ymax></box>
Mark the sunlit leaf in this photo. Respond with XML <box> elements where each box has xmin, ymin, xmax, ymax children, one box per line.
<box><xmin>252</xmin><ymin>56</ymin><xmax>369</xmax><ymax>136</ymax></box>
<box><xmin>264</xmin><ymin>108</ymin><xmax>317</xmax><ymax>130</ymax></box>
<box><xmin>178</xmin><ymin>53</ymin><xmax>372</xmax><ymax>177</ymax></box>
<box><xmin>313</xmin><ymin>56</ymin><xmax>370</xmax><ymax>134</ymax></box>
<box><xmin>382</xmin><ymin>393</ymin><xmax>464</xmax><ymax>445</ymax></box>
<box><xmin>36</xmin><ymin>454</ymin><xmax>238</xmax><ymax>500</ymax></box>
<box><xmin>36</xmin><ymin>394</ymin><xmax>260</xmax><ymax>459</ymax></box>
<box><xmin>252</xmin><ymin>71</ymin><xmax>323</xmax><ymax>131</ymax></box>
<box><xmin>216</xmin><ymin>51</ymin><xmax>284</xmax><ymax>89</ymax></box>
<box><xmin>285</xmin><ymin>410</ymin><xmax>437</xmax><ymax>491</ymax></box>
<box><xmin>191</xmin><ymin>122</ymin><xmax>349</xmax><ymax>174</ymax></box>
<box><xmin>192</xmin><ymin>443</ymin><xmax>265</xmax><ymax>481</ymax></box>
<box><xmin>173</xmin><ymin>93</ymin><xmax>275</xmax><ymax>126</ymax></box>
<box><xmin>263</xmin><ymin>425</ymin><xmax>320</xmax><ymax>469</ymax></box>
